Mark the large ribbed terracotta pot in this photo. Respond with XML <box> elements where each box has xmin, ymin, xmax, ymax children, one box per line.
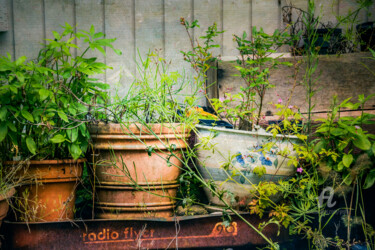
<box><xmin>5</xmin><ymin>159</ymin><xmax>84</xmax><ymax>222</ymax></box>
<box><xmin>89</xmin><ymin>122</ymin><xmax>189</xmax><ymax>219</ymax></box>
<box><xmin>0</xmin><ymin>187</ymin><xmax>15</xmax><ymax>227</ymax></box>
<box><xmin>195</xmin><ymin>125</ymin><xmax>300</xmax><ymax>209</ymax></box>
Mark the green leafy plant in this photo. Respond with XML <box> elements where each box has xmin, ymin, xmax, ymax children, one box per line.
<box><xmin>267</xmin><ymin>94</ymin><xmax>375</xmax><ymax>249</ymax></box>
<box><xmin>92</xmin><ymin>50</ymin><xmax>200</xmax><ymax>125</ymax></box>
<box><xmin>210</xmin><ymin>27</ymin><xmax>293</xmax><ymax>131</ymax></box>
<box><xmin>180</xmin><ymin>17</ymin><xmax>223</xmax><ymax>83</ymax></box>
<box><xmin>313</xmin><ymin>95</ymin><xmax>375</xmax><ymax>187</ymax></box>
<box><xmin>0</xmin><ymin>23</ymin><xmax>120</xmax><ymax>160</ymax></box>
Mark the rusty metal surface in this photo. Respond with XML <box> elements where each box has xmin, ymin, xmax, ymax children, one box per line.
<box><xmin>3</xmin><ymin>213</ymin><xmax>287</xmax><ymax>249</ymax></box>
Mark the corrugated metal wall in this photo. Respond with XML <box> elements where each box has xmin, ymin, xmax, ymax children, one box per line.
<box><xmin>0</xmin><ymin>0</ymin><xmax>374</xmax><ymax>93</ymax></box>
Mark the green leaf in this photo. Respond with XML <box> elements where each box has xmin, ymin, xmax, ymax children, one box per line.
<box><xmin>60</xmin><ymin>97</ymin><xmax>69</xmax><ymax>108</ymax></box>
<box><xmin>39</xmin><ymin>89</ymin><xmax>50</xmax><ymax>101</ymax></box>
<box><xmin>337</xmin><ymin>161</ymin><xmax>345</xmax><ymax>171</ymax></box>
<box><xmin>15</xmin><ymin>56</ymin><xmax>27</xmax><ymax>66</ymax></box>
<box><xmin>343</xmin><ymin>172</ymin><xmax>353</xmax><ymax>185</ymax></box>
<box><xmin>15</xmin><ymin>72</ymin><xmax>25</xmax><ymax>83</ymax></box>
<box><xmin>353</xmin><ymin>133</ymin><xmax>371</xmax><ymax>151</ymax></box>
<box><xmin>91</xmin><ymin>82</ymin><xmax>110</xmax><ymax>90</ymax></box>
<box><xmin>70</xmin><ymin>144</ymin><xmax>82</xmax><ymax>160</ymax></box>
<box><xmin>68</xmin><ymin>106</ymin><xmax>77</xmax><ymax>116</ymax></box>
<box><xmin>364</xmin><ymin>169</ymin><xmax>375</xmax><ymax>189</ymax></box>
<box><xmin>372</xmin><ymin>143</ymin><xmax>375</xmax><ymax>155</ymax></box>
<box><xmin>313</xmin><ymin>141</ymin><xmax>325</xmax><ymax>153</ymax></box>
<box><xmin>8</xmin><ymin>131</ymin><xmax>18</xmax><ymax>145</ymax></box>
<box><xmin>9</xmin><ymin>85</ymin><xmax>18</xmax><ymax>94</ymax></box>
<box><xmin>113</xmin><ymin>49</ymin><xmax>122</xmax><ymax>55</ymax></box>
<box><xmin>330</xmin><ymin>128</ymin><xmax>346</xmax><ymax>137</ymax></box>
<box><xmin>21</xmin><ymin>109</ymin><xmax>34</xmax><ymax>123</ymax></box>
<box><xmin>342</xmin><ymin>154</ymin><xmax>353</xmax><ymax>168</ymax></box>
<box><xmin>57</xmin><ymin>111</ymin><xmax>69</xmax><ymax>122</ymax></box>
<box><xmin>93</xmin><ymin>44</ymin><xmax>106</xmax><ymax>55</ymax></box>
<box><xmin>90</xmin><ymin>25</ymin><xmax>95</xmax><ymax>35</ymax></box>
<box><xmin>93</xmin><ymin>32</ymin><xmax>104</xmax><ymax>39</ymax></box>
<box><xmin>50</xmin><ymin>134</ymin><xmax>66</xmax><ymax>143</ymax></box>
<box><xmin>7</xmin><ymin>121</ymin><xmax>16</xmax><ymax>132</ymax></box>
<box><xmin>81</xmin><ymin>141</ymin><xmax>88</xmax><ymax>154</ymax></box>
<box><xmin>26</xmin><ymin>137</ymin><xmax>37</xmax><ymax>155</ymax></box>
<box><xmin>316</xmin><ymin>126</ymin><xmax>330</xmax><ymax>133</ymax></box>
<box><xmin>0</xmin><ymin>122</ymin><xmax>8</xmax><ymax>142</ymax></box>
<box><xmin>52</xmin><ymin>31</ymin><xmax>61</xmax><ymax>40</ymax></box>
<box><xmin>364</xmin><ymin>93</ymin><xmax>375</xmax><ymax>103</ymax></box>
<box><xmin>79</xmin><ymin>123</ymin><xmax>88</xmax><ymax>137</ymax></box>
<box><xmin>0</xmin><ymin>107</ymin><xmax>7</xmax><ymax>121</ymax></box>
<box><xmin>67</xmin><ymin>128</ymin><xmax>78</xmax><ymax>143</ymax></box>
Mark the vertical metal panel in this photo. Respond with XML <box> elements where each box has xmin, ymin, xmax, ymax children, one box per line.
<box><xmin>0</xmin><ymin>0</ymin><xmax>9</xmax><ymax>31</ymax></box>
<box><xmin>252</xmin><ymin>0</ymin><xmax>279</xmax><ymax>34</ymax></box>
<box><xmin>44</xmin><ymin>0</ymin><xmax>75</xmax><ymax>39</ymax></box>
<box><xmin>0</xmin><ymin>0</ymin><xmax>14</xmax><ymax>57</ymax></box>
<box><xmin>283</xmin><ymin>0</ymin><xmax>308</xmax><ymax>28</ymax></box>
<box><xmin>105</xmin><ymin>0</ymin><xmax>135</xmax><ymax>96</ymax></box>
<box><xmin>315</xmin><ymin>0</ymin><xmax>339</xmax><ymax>25</ymax></box>
<box><xmin>4</xmin><ymin>0</ymin><xmax>371</xmax><ymax>96</ymax></box>
<box><xmin>222</xmin><ymin>0</ymin><xmax>251</xmax><ymax>56</ymax></box>
<box><xmin>75</xmin><ymin>0</ymin><xmax>105</xmax><ymax>81</ymax></box>
<box><xmin>193</xmin><ymin>0</ymin><xmax>223</xmax><ymax>56</ymax></box>
<box><xmin>288</xmin><ymin>0</ymin><xmax>308</xmax><ymax>10</ymax></box>
<box><xmin>368</xmin><ymin>4</ymin><xmax>375</xmax><ymax>22</ymax></box>
<box><xmin>13</xmin><ymin>0</ymin><xmax>44</xmax><ymax>60</ymax></box>
<box><xmin>135</xmin><ymin>0</ymin><xmax>164</xmax><ymax>60</ymax></box>
<box><xmin>192</xmin><ymin>0</ymin><xmax>222</xmax><ymax>105</ymax></box>
<box><xmin>164</xmin><ymin>0</ymin><xmax>196</xmax><ymax>99</ymax></box>
<box><xmin>339</xmin><ymin>0</ymin><xmax>368</xmax><ymax>26</ymax></box>
<box><xmin>164</xmin><ymin>0</ymin><xmax>191</xmax><ymax>68</ymax></box>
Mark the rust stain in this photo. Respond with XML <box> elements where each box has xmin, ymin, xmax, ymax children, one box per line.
<box><xmin>3</xmin><ymin>214</ymin><xmax>287</xmax><ymax>249</ymax></box>
<box><xmin>83</xmin><ymin>222</ymin><xmax>238</xmax><ymax>245</ymax></box>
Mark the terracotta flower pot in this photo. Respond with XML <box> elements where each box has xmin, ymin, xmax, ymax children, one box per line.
<box><xmin>0</xmin><ymin>187</ymin><xmax>15</xmax><ymax>227</ymax></box>
<box><xmin>89</xmin><ymin>122</ymin><xmax>189</xmax><ymax>219</ymax></box>
<box><xmin>5</xmin><ymin>159</ymin><xmax>84</xmax><ymax>222</ymax></box>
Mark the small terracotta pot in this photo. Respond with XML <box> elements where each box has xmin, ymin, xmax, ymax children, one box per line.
<box><xmin>5</xmin><ymin>159</ymin><xmax>84</xmax><ymax>222</ymax></box>
<box><xmin>89</xmin><ymin>122</ymin><xmax>189</xmax><ymax>219</ymax></box>
<box><xmin>0</xmin><ymin>188</ymin><xmax>16</xmax><ymax>227</ymax></box>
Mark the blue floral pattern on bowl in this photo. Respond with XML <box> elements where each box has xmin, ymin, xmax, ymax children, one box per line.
<box><xmin>231</xmin><ymin>142</ymin><xmax>279</xmax><ymax>169</ymax></box>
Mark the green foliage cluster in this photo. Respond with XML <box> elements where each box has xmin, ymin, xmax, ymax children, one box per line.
<box><xmin>92</xmin><ymin>50</ymin><xmax>200</xmax><ymax>126</ymax></box>
<box><xmin>247</xmin><ymin>95</ymin><xmax>375</xmax><ymax>249</ymax></box>
<box><xmin>0</xmin><ymin>23</ymin><xmax>120</xmax><ymax>160</ymax></box>
<box><xmin>182</xmin><ymin>23</ymin><xmax>295</xmax><ymax>131</ymax></box>
<box><xmin>314</xmin><ymin>95</ymin><xmax>375</xmax><ymax>188</ymax></box>
<box><xmin>180</xmin><ymin>17</ymin><xmax>224</xmax><ymax>78</ymax></box>
<box><xmin>0</xmin><ymin>4</ymin><xmax>375</xmax><ymax>249</ymax></box>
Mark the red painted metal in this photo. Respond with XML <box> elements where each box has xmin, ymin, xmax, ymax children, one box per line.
<box><xmin>3</xmin><ymin>213</ymin><xmax>287</xmax><ymax>249</ymax></box>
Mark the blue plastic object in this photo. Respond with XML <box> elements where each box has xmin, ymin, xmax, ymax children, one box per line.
<box><xmin>351</xmin><ymin>244</ymin><xmax>368</xmax><ymax>250</ymax></box>
<box><xmin>198</xmin><ymin>119</ymin><xmax>233</xmax><ymax>129</ymax></box>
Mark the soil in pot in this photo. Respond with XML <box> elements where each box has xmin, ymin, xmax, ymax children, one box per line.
<box><xmin>89</xmin><ymin>123</ymin><xmax>189</xmax><ymax>219</ymax></box>
<box><xmin>7</xmin><ymin>159</ymin><xmax>84</xmax><ymax>222</ymax></box>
